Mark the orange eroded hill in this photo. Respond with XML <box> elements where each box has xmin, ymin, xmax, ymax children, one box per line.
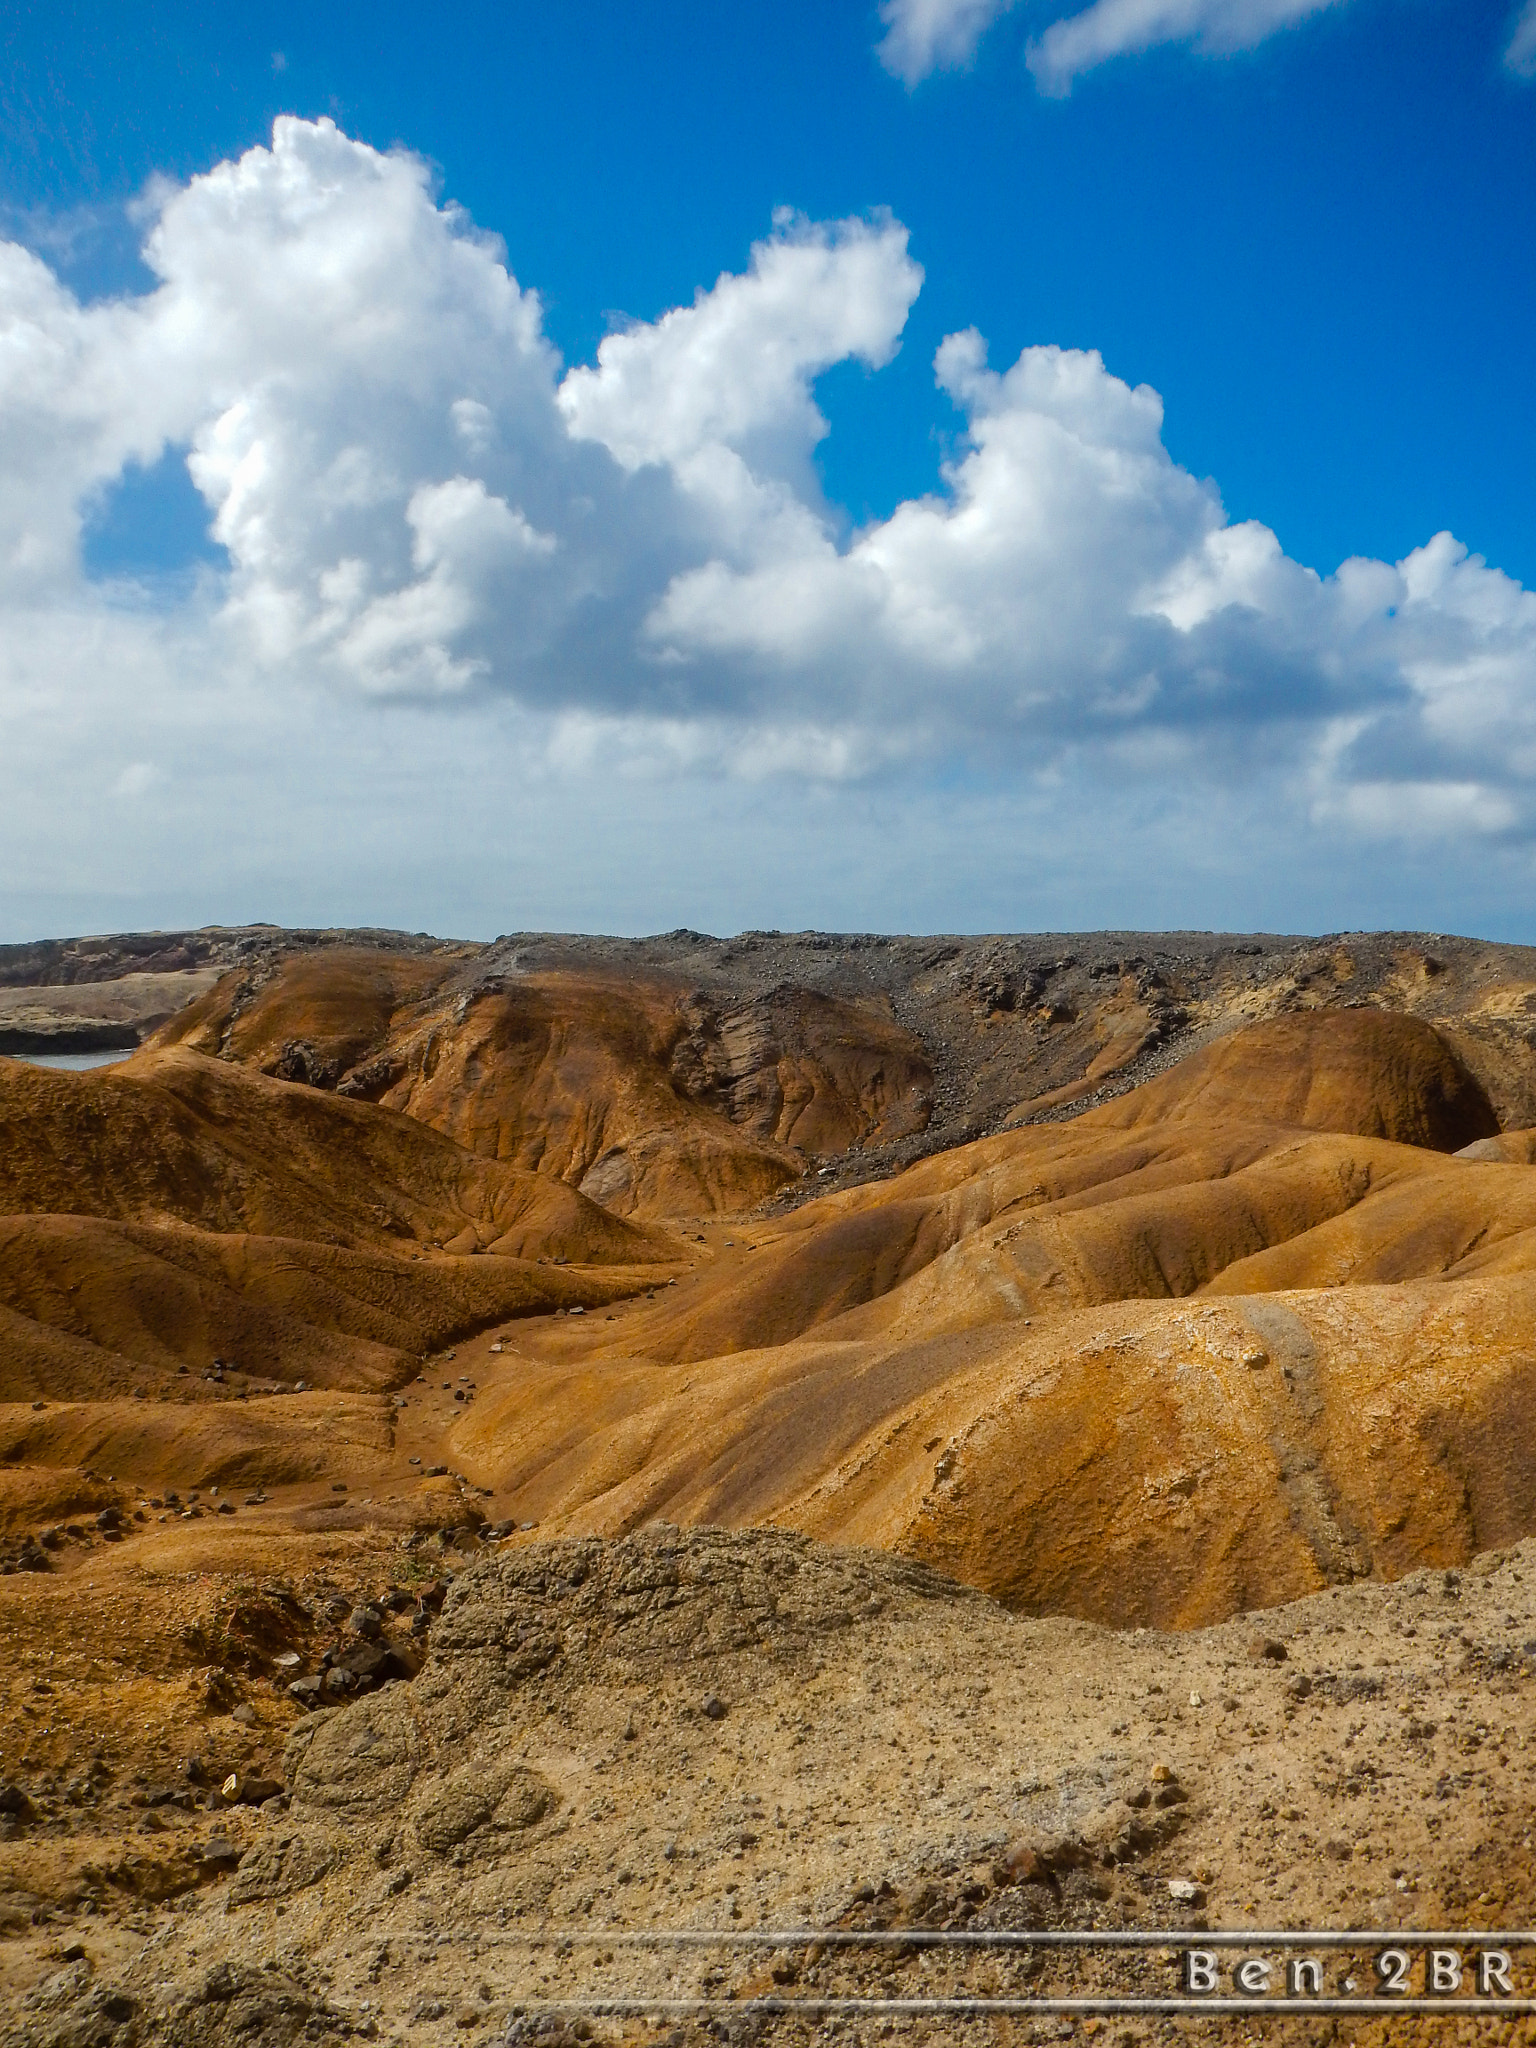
<box><xmin>153</xmin><ymin>952</ymin><xmax>934</xmax><ymax>1217</ymax></box>
<box><xmin>404</xmin><ymin>1005</ymin><xmax>1536</xmax><ymax>1626</ymax></box>
<box><xmin>443</xmin><ymin>1268</ymin><xmax>1536</xmax><ymax>1628</ymax></box>
<box><xmin>152</xmin><ymin>945</ymin><xmax>463</xmax><ymax>1083</ymax></box>
<box><xmin>7</xmin><ymin>989</ymin><xmax>1536</xmax><ymax>1635</ymax></box>
<box><xmin>0</xmin><ymin>1213</ymin><xmax>664</xmax><ymax>1405</ymax></box>
<box><xmin>0</xmin><ymin>1046</ymin><xmax>669</xmax><ymax>1258</ymax></box>
<box><xmin>0</xmin><ymin>1048</ymin><xmax>677</xmax><ymax>1441</ymax></box>
<box><xmin>1077</xmin><ymin>1004</ymin><xmax>1498</xmax><ymax>1149</ymax></box>
<box><xmin>598</xmin><ymin>1007</ymin><xmax>1501</xmax><ymax>1360</ymax></box>
<box><xmin>0</xmin><ymin>1389</ymin><xmax>399</xmax><ymax>1516</ymax></box>
<box><xmin>608</xmin><ymin>1123</ymin><xmax>1443</xmax><ymax>1361</ymax></box>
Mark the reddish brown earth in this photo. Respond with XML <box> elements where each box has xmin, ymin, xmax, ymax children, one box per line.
<box><xmin>6</xmin><ymin>928</ymin><xmax>1536</xmax><ymax>2042</ymax></box>
<box><xmin>153</xmin><ymin>949</ymin><xmax>934</xmax><ymax>1218</ymax></box>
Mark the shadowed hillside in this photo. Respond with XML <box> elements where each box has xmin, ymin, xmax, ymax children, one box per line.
<box><xmin>154</xmin><ymin>950</ymin><xmax>934</xmax><ymax>1218</ymax></box>
<box><xmin>0</xmin><ymin>1046</ymin><xmax>670</xmax><ymax>1256</ymax></box>
<box><xmin>0</xmin><ymin>1049</ymin><xmax>677</xmax><ymax>1446</ymax></box>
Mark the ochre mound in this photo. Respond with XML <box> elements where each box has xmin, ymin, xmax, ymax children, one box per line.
<box><xmin>1456</xmin><ymin>1125</ymin><xmax>1536</xmax><ymax>1164</ymax></box>
<box><xmin>1079</xmin><ymin>1006</ymin><xmax>1498</xmax><ymax>1150</ymax></box>
<box><xmin>153</xmin><ymin>954</ymin><xmax>933</xmax><ymax>1218</ymax></box>
<box><xmin>606</xmin><ymin>1120</ymin><xmax>1451</xmax><ymax>1361</ymax></box>
<box><xmin>444</xmin><ymin>1272</ymin><xmax>1536</xmax><ymax>1629</ymax></box>
<box><xmin>0</xmin><ymin>1046</ymin><xmax>676</xmax><ymax>1408</ymax></box>
<box><xmin>0</xmin><ymin>1388</ymin><xmax>401</xmax><ymax>1499</ymax></box>
<box><xmin>0</xmin><ymin>1214</ymin><xmax>663</xmax><ymax>1402</ymax></box>
<box><xmin>394</xmin><ymin>1007</ymin><xmax>1536</xmax><ymax>1627</ymax></box>
<box><xmin>0</xmin><ymin>1046</ymin><xmax>667</xmax><ymax>1260</ymax></box>
<box><xmin>152</xmin><ymin>945</ymin><xmax>462</xmax><ymax>1084</ymax></box>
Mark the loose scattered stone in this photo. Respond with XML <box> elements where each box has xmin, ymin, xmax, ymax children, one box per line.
<box><xmin>0</xmin><ymin>1784</ymin><xmax>35</xmax><ymax>1822</ymax></box>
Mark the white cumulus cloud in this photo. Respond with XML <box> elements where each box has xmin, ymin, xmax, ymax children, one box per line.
<box><xmin>559</xmin><ymin>212</ymin><xmax>922</xmax><ymax>568</ymax></box>
<box><xmin>3</xmin><ymin>116</ymin><xmax>1536</xmax><ymax>941</ymax></box>
<box><xmin>560</xmin><ymin>214</ymin><xmax>919</xmax><ymax>474</ymax></box>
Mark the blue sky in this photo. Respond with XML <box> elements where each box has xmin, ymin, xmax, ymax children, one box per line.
<box><xmin>3</xmin><ymin>0</ymin><xmax>1536</xmax><ymax>941</ymax></box>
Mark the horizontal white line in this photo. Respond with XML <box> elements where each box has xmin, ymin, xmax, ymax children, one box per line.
<box><xmin>382</xmin><ymin>1926</ymin><xmax>1536</xmax><ymax>1949</ymax></box>
<box><xmin>488</xmin><ymin>1997</ymin><xmax>1536</xmax><ymax>2017</ymax></box>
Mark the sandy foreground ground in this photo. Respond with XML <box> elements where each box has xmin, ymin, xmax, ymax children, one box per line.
<box><xmin>4</xmin><ymin>1522</ymin><xmax>1536</xmax><ymax>2047</ymax></box>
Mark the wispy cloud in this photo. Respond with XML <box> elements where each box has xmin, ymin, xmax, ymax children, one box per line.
<box><xmin>878</xmin><ymin>0</ymin><xmax>1356</xmax><ymax>91</ymax></box>
<box><xmin>1506</xmin><ymin>0</ymin><xmax>1536</xmax><ymax>77</ymax></box>
<box><xmin>1026</xmin><ymin>0</ymin><xmax>1351</xmax><ymax>96</ymax></box>
<box><xmin>882</xmin><ymin>0</ymin><xmax>1536</xmax><ymax>99</ymax></box>
<box><xmin>875</xmin><ymin>0</ymin><xmax>1021</xmax><ymax>86</ymax></box>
